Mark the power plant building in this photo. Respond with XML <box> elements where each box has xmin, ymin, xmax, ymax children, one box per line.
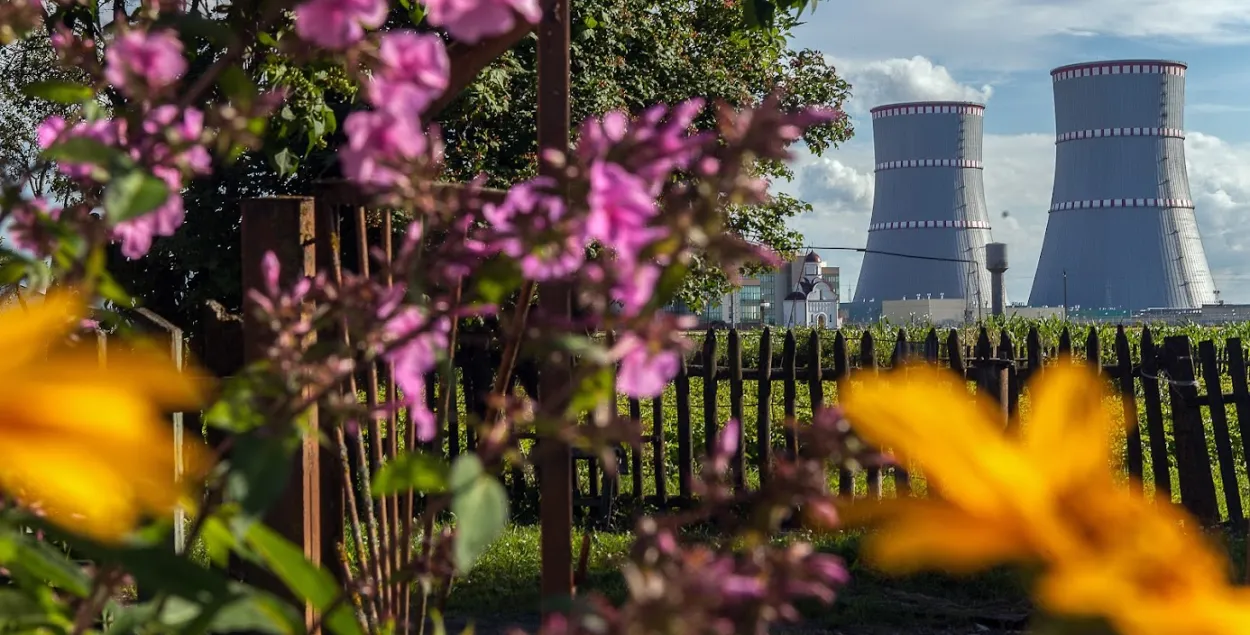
<box><xmin>1029</xmin><ymin>60</ymin><xmax>1217</xmax><ymax>311</ymax></box>
<box><xmin>852</xmin><ymin>101</ymin><xmax>994</xmax><ymax>317</ymax></box>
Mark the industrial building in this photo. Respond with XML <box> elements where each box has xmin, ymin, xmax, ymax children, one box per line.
<box><xmin>851</xmin><ymin>101</ymin><xmax>994</xmax><ymax>318</ymax></box>
<box><xmin>1029</xmin><ymin>60</ymin><xmax>1217</xmax><ymax>311</ymax></box>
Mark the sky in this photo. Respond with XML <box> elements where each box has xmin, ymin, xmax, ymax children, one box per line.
<box><xmin>775</xmin><ymin>0</ymin><xmax>1250</xmax><ymax>304</ymax></box>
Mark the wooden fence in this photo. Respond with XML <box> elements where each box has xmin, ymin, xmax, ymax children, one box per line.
<box><xmin>440</xmin><ymin>324</ymin><xmax>1250</xmax><ymax>527</ymax></box>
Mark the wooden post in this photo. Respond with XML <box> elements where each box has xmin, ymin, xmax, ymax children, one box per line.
<box><xmin>240</xmin><ymin>196</ymin><xmax>322</xmax><ymax>626</ymax></box>
<box><xmin>537</xmin><ymin>0</ymin><xmax>574</xmax><ymax>607</ymax></box>
<box><xmin>1162</xmin><ymin>336</ymin><xmax>1219</xmax><ymax>524</ymax></box>
<box><xmin>1115</xmin><ymin>326</ymin><xmax>1143</xmax><ymax>482</ymax></box>
<box><xmin>1198</xmin><ymin>340</ymin><xmax>1243</xmax><ymax>521</ymax></box>
<box><xmin>675</xmin><ymin>353</ymin><xmax>693</xmax><ymax>500</ymax></box>
<box><xmin>728</xmin><ymin>329</ymin><xmax>745</xmax><ymax>492</ymax></box>
<box><xmin>702</xmin><ymin>330</ymin><xmax>719</xmax><ymax>455</ymax></box>
<box><xmin>756</xmin><ymin>328</ymin><xmax>774</xmax><ymax>485</ymax></box>
<box><xmin>1139</xmin><ymin>328</ymin><xmax>1171</xmax><ymax>498</ymax></box>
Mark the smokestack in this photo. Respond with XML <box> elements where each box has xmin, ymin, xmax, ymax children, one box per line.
<box><xmin>986</xmin><ymin>242</ymin><xmax>1007</xmax><ymax>317</ymax></box>
<box><xmin>853</xmin><ymin>101</ymin><xmax>993</xmax><ymax>310</ymax></box>
<box><xmin>1029</xmin><ymin>60</ymin><xmax>1216</xmax><ymax>310</ymax></box>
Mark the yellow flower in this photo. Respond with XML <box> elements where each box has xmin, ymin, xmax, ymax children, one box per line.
<box><xmin>839</xmin><ymin>362</ymin><xmax>1250</xmax><ymax>634</ymax></box>
<box><xmin>0</xmin><ymin>292</ymin><xmax>210</xmax><ymax>543</ymax></box>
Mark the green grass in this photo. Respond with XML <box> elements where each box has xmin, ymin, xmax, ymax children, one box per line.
<box><xmin>443</xmin><ymin>525</ymin><xmax>1032</xmax><ymax>631</ymax></box>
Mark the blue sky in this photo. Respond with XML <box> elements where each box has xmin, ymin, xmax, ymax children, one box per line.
<box><xmin>776</xmin><ymin>0</ymin><xmax>1250</xmax><ymax>303</ymax></box>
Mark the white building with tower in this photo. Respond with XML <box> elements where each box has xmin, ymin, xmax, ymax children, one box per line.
<box><xmin>781</xmin><ymin>252</ymin><xmax>840</xmax><ymax>328</ymax></box>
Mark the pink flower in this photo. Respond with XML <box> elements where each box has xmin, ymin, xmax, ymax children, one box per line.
<box><xmin>382</xmin><ymin>305</ymin><xmax>450</xmax><ymax>442</ymax></box>
<box><xmin>339</xmin><ymin>110</ymin><xmax>427</xmax><ymax>189</ymax></box>
<box><xmin>366</xmin><ymin>31</ymin><xmax>450</xmax><ymax>116</ymax></box>
<box><xmin>715</xmin><ymin>419</ymin><xmax>740</xmax><ymax>463</ymax></box>
<box><xmin>112</xmin><ymin>166</ymin><xmax>184</xmax><ymax>259</ymax></box>
<box><xmin>424</xmin><ymin>0</ymin><xmax>541</xmax><ymax>44</ymax></box>
<box><xmin>616</xmin><ymin>333</ymin><xmax>680</xmax><ymax>399</ymax></box>
<box><xmin>586</xmin><ymin>161</ymin><xmax>661</xmax><ymax>251</ymax></box>
<box><xmin>481</xmin><ymin>179</ymin><xmax>585</xmax><ymax>281</ymax></box>
<box><xmin>294</xmin><ymin>0</ymin><xmax>388</xmax><ymax>50</ymax></box>
<box><xmin>610</xmin><ymin>263</ymin><xmax>660</xmax><ymax>316</ymax></box>
<box><xmin>37</xmin><ymin>117</ymin><xmax>123</xmax><ymax>179</ymax></box>
<box><xmin>6</xmin><ymin>198</ymin><xmax>61</xmax><ymax>255</ymax></box>
<box><xmin>104</xmin><ymin>29</ymin><xmax>187</xmax><ymax>95</ymax></box>
<box><xmin>261</xmin><ymin>251</ymin><xmax>281</xmax><ymax>297</ymax></box>
<box><xmin>144</xmin><ymin>106</ymin><xmax>211</xmax><ymax>174</ymax></box>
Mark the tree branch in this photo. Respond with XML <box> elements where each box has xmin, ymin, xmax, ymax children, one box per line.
<box><xmin>426</xmin><ymin>22</ymin><xmax>538</xmax><ymax>119</ymax></box>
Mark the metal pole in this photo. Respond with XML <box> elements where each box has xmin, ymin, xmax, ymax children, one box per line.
<box><xmin>536</xmin><ymin>0</ymin><xmax>574</xmax><ymax>612</ymax></box>
<box><xmin>1062</xmin><ymin>269</ymin><xmax>1069</xmax><ymax>322</ymax></box>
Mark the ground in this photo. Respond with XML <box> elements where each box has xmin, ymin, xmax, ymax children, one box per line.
<box><xmin>432</xmin><ymin>526</ymin><xmax>1034</xmax><ymax>634</ymax></box>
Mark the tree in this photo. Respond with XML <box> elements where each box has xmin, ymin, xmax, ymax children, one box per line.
<box><xmin>0</xmin><ymin>24</ymin><xmax>83</xmax><ymax>202</ymax></box>
<box><xmin>59</xmin><ymin>0</ymin><xmax>853</xmax><ymax>329</ymax></box>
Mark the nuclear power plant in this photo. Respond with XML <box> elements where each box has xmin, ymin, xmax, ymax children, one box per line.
<box><xmin>852</xmin><ymin>101</ymin><xmax>994</xmax><ymax>319</ymax></box>
<box><xmin>1029</xmin><ymin>60</ymin><xmax>1217</xmax><ymax>312</ymax></box>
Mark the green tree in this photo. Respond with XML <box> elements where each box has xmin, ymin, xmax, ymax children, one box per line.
<box><xmin>100</xmin><ymin>0</ymin><xmax>852</xmax><ymax>328</ymax></box>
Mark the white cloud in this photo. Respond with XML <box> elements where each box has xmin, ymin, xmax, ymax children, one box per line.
<box><xmin>834</xmin><ymin>56</ymin><xmax>993</xmax><ymax>113</ymax></box>
<box><xmin>793</xmin><ymin>0</ymin><xmax>1250</xmax><ymax>71</ymax></box>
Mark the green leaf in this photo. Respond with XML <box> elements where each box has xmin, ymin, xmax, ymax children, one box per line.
<box><xmin>472</xmin><ymin>257</ymin><xmax>522</xmax><ymax>305</ymax></box>
<box><xmin>103</xmin><ymin>169</ymin><xmax>171</xmax><ymax>225</ymax></box>
<box><xmin>41</xmin><ymin>136</ymin><xmax>124</xmax><ymax>168</ymax></box>
<box><xmin>201</xmin><ymin>516</ymin><xmax>238</xmax><ymax>569</ymax></box>
<box><xmin>21</xmin><ymin>80</ymin><xmax>94</xmax><ymax>104</ymax></box>
<box><xmin>271</xmin><ymin>148</ymin><xmax>298</xmax><ymax>177</ymax></box>
<box><xmin>566</xmin><ymin>366</ymin><xmax>614</xmax><ymax>417</ymax></box>
<box><xmin>583</xmin><ymin>16</ymin><xmax>599</xmax><ymax>28</ymax></box>
<box><xmin>0</xmin><ymin>589</ymin><xmax>57</xmax><ymax>631</ymax></box>
<box><xmin>372</xmin><ymin>452</ymin><xmax>450</xmax><ymax>496</ymax></box>
<box><xmin>257</xmin><ymin>32</ymin><xmax>279</xmax><ymax>47</ymax></box>
<box><xmin>0</xmin><ymin>531</ymin><xmax>91</xmax><ymax>597</ymax></box>
<box><xmin>219</xmin><ymin>64</ymin><xmax>258</xmax><ymax>105</ymax></box>
<box><xmin>245</xmin><ymin>524</ymin><xmax>364</xmax><ymax>635</ymax></box>
<box><xmin>225</xmin><ymin>433</ymin><xmax>296</xmax><ymax>522</ymax></box>
<box><xmin>449</xmin><ymin>455</ymin><xmax>509</xmax><ymax>574</ymax></box>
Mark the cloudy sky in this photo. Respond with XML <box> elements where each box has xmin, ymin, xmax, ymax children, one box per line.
<box><xmin>776</xmin><ymin>0</ymin><xmax>1250</xmax><ymax>303</ymax></box>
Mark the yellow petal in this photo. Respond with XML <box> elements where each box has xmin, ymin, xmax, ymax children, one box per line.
<box><xmin>1023</xmin><ymin>364</ymin><xmax>1119</xmax><ymax>489</ymax></box>
<box><xmin>35</xmin><ymin>348</ymin><xmax>209</xmax><ymax>411</ymax></box>
<box><xmin>0</xmin><ymin>291</ymin><xmax>82</xmax><ymax>371</ymax></box>
<box><xmin>858</xmin><ymin>502</ymin><xmax>1036</xmax><ymax>575</ymax></box>
<box><xmin>842</xmin><ymin>364</ymin><xmax>1043</xmax><ymax>514</ymax></box>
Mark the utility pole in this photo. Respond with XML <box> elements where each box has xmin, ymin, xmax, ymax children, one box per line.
<box><xmin>1062</xmin><ymin>269</ymin><xmax>1069</xmax><ymax>322</ymax></box>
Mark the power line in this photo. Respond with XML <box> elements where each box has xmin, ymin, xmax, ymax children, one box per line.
<box><xmin>803</xmin><ymin>245</ymin><xmax>976</xmax><ymax>264</ymax></box>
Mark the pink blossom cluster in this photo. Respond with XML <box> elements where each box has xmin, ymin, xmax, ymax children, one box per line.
<box><xmin>104</xmin><ymin>29</ymin><xmax>187</xmax><ymax>97</ymax></box>
<box><xmin>35</xmin><ymin>28</ymin><xmax>209</xmax><ymax>259</ymax></box>
<box><xmin>293</xmin><ymin>0</ymin><xmax>542</xmax><ymax>49</ymax></box>
<box><xmin>339</xmin><ymin>30</ymin><xmax>450</xmax><ymax>191</ymax></box>
<box><xmin>378</xmin><ymin>287</ymin><xmax>452</xmax><ymax>442</ymax></box>
<box><xmin>6</xmin><ymin>198</ymin><xmax>62</xmax><ymax>255</ymax></box>
<box><xmin>474</xmin><ymin>178</ymin><xmax>585</xmax><ymax>281</ymax></box>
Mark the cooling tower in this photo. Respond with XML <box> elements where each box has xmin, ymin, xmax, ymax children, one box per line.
<box><xmin>1029</xmin><ymin>60</ymin><xmax>1216</xmax><ymax>311</ymax></box>
<box><xmin>852</xmin><ymin>101</ymin><xmax>993</xmax><ymax>311</ymax></box>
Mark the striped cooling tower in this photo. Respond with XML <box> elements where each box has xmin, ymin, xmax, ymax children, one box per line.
<box><xmin>852</xmin><ymin>101</ymin><xmax>993</xmax><ymax>311</ymax></box>
<box><xmin>1029</xmin><ymin>60</ymin><xmax>1216</xmax><ymax>311</ymax></box>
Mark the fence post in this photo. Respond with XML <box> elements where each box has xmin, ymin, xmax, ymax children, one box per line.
<box><xmin>1162</xmin><ymin>336</ymin><xmax>1220</xmax><ymax>524</ymax></box>
<box><xmin>757</xmin><ymin>328</ymin><xmax>774</xmax><ymax>486</ymax></box>
<box><xmin>835</xmin><ymin>332</ymin><xmax>855</xmax><ymax>496</ymax></box>
<box><xmin>702</xmin><ymin>330</ymin><xmax>719</xmax><ymax>456</ymax></box>
<box><xmin>1058</xmin><ymin>326</ymin><xmax>1072</xmax><ymax>359</ymax></box>
<box><xmin>1139</xmin><ymin>327</ymin><xmax>1170</xmax><ymax>498</ymax></box>
<box><xmin>782</xmin><ymin>331</ymin><xmax>798</xmax><ymax>459</ymax></box>
<box><xmin>240</xmin><ymin>196</ymin><xmax>322</xmax><ymax>624</ymax></box>
<box><xmin>1115</xmin><ymin>325</ymin><xmax>1143</xmax><ymax>482</ymax></box>
<box><xmin>1198</xmin><ymin>339</ymin><xmax>1243</xmax><ymax>522</ymax></box>
<box><xmin>675</xmin><ymin>352</ymin><xmax>693</xmax><ymax>501</ymax></box>
<box><xmin>728</xmin><ymin>329</ymin><xmax>745</xmax><ymax>492</ymax></box>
